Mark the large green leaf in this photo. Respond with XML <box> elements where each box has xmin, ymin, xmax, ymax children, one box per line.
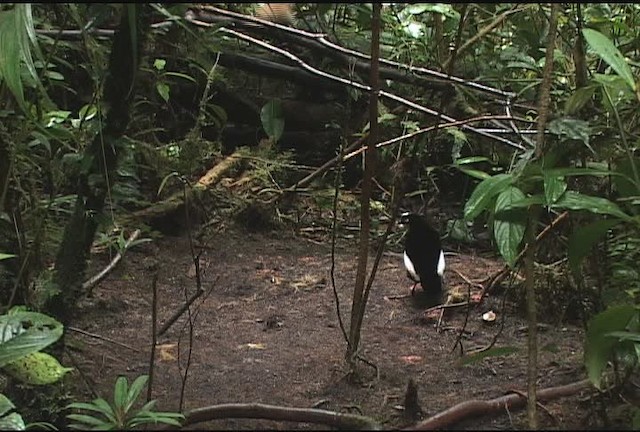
<box><xmin>543</xmin><ymin>166</ymin><xmax>623</xmax><ymax>179</ymax></box>
<box><xmin>552</xmin><ymin>191</ymin><xmax>631</xmax><ymax>221</ymax></box>
<box><xmin>568</xmin><ymin>219</ymin><xmax>622</xmax><ymax>275</ymax></box>
<box><xmin>565</xmin><ymin>85</ymin><xmax>597</xmax><ymax>115</ymax></box>
<box><xmin>583</xmin><ymin>28</ymin><xmax>636</xmax><ymax>92</ymax></box>
<box><xmin>260</xmin><ymin>100</ymin><xmax>285</xmax><ymax>143</ymax></box>
<box><xmin>0</xmin><ymin>311</ymin><xmax>63</xmax><ymax>368</ymax></box>
<box><xmin>0</xmin><ymin>394</ymin><xmax>24</xmax><ymax>431</ymax></box>
<box><xmin>0</xmin><ymin>9</ymin><xmax>26</xmax><ymax>109</ymax></box>
<box><xmin>548</xmin><ymin>118</ymin><xmax>592</xmax><ymax>152</ymax></box>
<box><xmin>612</xmin><ymin>157</ymin><xmax>640</xmax><ymax>199</ymax></box>
<box><xmin>494</xmin><ymin>195</ymin><xmax>545</xmax><ymax>212</ymax></box>
<box><xmin>457</xmin><ymin>167</ymin><xmax>491</xmax><ymax>180</ymax></box>
<box><xmin>543</xmin><ymin>172</ymin><xmax>567</xmax><ymax>205</ymax></box>
<box><xmin>453</xmin><ymin>156</ymin><xmax>493</xmax><ymax>180</ymax></box>
<box><xmin>493</xmin><ymin>186</ymin><xmax>526</xmax><ymax>267</ymax></box>
<box><xmin>0</xmin><ymin>5</ymin><xmax>49</xmax><ymax>113</ymax></box>
<box><xmin>125</xmin><ymin>375</ymin><xmax>148</xmax><ymax>412</ymax></box>
<box><xmin>2</xmin><ymin>351</ymin><xmax>72</xmax><ymax>385</ymax></box>
<box><xmin>464</xmin><ymin>173</ymin><xmax>513</xmax><ymax>220</ymax></box>
<box><xmin>584</xmin><ymin>305</ymin><xmax>637</xmax><ymax>389</ymax></box>
<box><xmin>113</xmin><ymin>376</ymin><xmax>128</xmax><ymax>414</ymax></box>
<box><xmin>0</xmin><ymin>393</ymin><xmax>25</xmax><ymax>431</ymax></box>
<box><xmin>606</xmin><ymin>331</ymin><xmax>640</xmax><ymax>344</ymax></box>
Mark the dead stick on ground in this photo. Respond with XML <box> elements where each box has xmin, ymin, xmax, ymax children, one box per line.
<box><xmin>147</xmin><ymin>271</ymin><xmax>159</xmax><ymax>403</ymax></box>
<box><xmin>67</xmin><ymin>326</ymin><xmax>141</xmax><ymax>353</ymax></box>
<box><xmin>179</xmin><ymin>403</ymin><xmax>381</xmax><ymax>430</ymax></box>
<box><xmin>479</xmin><ymin>211</ymin><xmax>569</xmax><ymax>301</ymax></box>
<box><xmin>83</xmin><ymin>229</ymin><xmax>141</xmax><ymax>293</ymax></box>
<box><xmin>403</xmin><ymin>378</ymin><xmax>594</xmax><ymax>430</ymax></box>
<box><xmin>158</xmin><ymin>288</ymin><xmax>204</xmax><ymax>337</ymax></box>
<box><xmin>505</xmin><ymin>389</ymin><xmax>559</xmax><ymax>426</ymax></box>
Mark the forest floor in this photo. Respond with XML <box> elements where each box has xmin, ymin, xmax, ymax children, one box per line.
<box><xmin>65</xmin><ymin>223</ymin><xmax>604</xmax><ymax>430</ymax></box>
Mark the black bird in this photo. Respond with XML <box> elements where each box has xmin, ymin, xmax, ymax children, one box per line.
<box><xmin>399</xmin><ymin>212</ymin><xmax>445</xmax><ymax>305</ymax></box>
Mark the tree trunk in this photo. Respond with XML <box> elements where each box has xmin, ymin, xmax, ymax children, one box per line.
<box><xmin>45</xmin><ymin>4</ymin><xmax>151</xmax><ymax>324</ymax></box>
<box><xmin>346</xmin><ymin>2</ymin><xmax>381</xmax><ymax>367</ymax></box>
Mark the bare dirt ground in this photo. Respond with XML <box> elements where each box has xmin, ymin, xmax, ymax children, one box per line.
<box><xmin>65</xmin><ymin>226</ymin><xmax>599</xmax><ymax>430</ymax></box>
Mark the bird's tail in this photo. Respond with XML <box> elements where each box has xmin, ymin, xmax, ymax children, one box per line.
<box><xmin>422</xmin><ymin>275</ymin><xmax>443</xmax><ymax>308</ymax></box>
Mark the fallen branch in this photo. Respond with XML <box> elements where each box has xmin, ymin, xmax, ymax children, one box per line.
<box><xmin>131</xmin><ymin>150</ymin><xmax>245</xmax><ymax>222</ymax></box>
<box><xmin>158</xmin><ymin>284</ymin><xmax>204</xmax><ymax>337</ymax></box>
<box><xmin>197</xmin><ymin>5</ymin><xmax>516</xmax><ymax>99</ymax></box>
<box><xmin>180</xmin><ymin>403</ymin><xmax>382</xmax><ymax>430</ymax></box>
<box><xmin>83</xmin><ymin>229</ymin><xmax>141</xmax><ymax>294</ymax></box>
<box><xmin>196</xmin><ymin>150</ymin><xmax>245</xmax><ymax>188</ymax></box>
<box><xmin>403</xmin><ymin>378</ymin><xmax>594</xmax><ymax>430</ymax></box>
<box><xmin>67</xmin><ymin>326</ymin><xmax>141</xmax><ymax>353</ymax></box>
<box><xmin>185</xmin><ymin>13</ymin><xmax>525</xmax><ymax>151</ymax></box>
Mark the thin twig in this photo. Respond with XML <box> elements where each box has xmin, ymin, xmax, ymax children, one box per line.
<box><xmin>185</xmin><ymin>15</ymin><xmax>525</xmax><ymax>151</ymax></box>
<box><xmin>451</xmin><ymin>268</ymin><xmax>484</xmax><ymax>290</ymax></box>
<box><xmin>330</xmin><ymin>141</ymin><xmax>350</xmax><ymax>346</ymax></box>
<box><xmin>197</xmin><ymin>5</ymin><xmax>517</xmax><ymax>99</ymax></box>
<box><xmin>479</xmin><ymin>211</ymin><xmax>569</xmax><ymax>301</ymax></box>
<box><xmin>505</xmin><ymin>389</ymin><xmax>560</xmax><ymax>427</ymax></box>
<box><xmin>147</xmin><ymin>270</ymin><xmax>159</xmax><ymax>403</ymax></box>
<box><xmin>83</xmin><ymin>229</ymin><xmax>142</xmax><ymax>293</ymax></box>
<box><xmin>67</xmin><ymin>326</ymin><xmax>141</xmax><ymax>353</ymax></box>
<box><xmin>451</xmin><ymin>283</ymin><xmax>473</xmax><ymax>354</ymax></box>
<box><xmin>443</xmin><ymin>5</ymin><xmax>528</xmax><ymax>70</ymax></box>
<box><xmin>65</xmin><ymin>349</ymin><xmax>100</xmax><ymax>399</ymax></box>
<box><xmin>178</xmin><ymin>183</ymin><xmax>200</xmax><ymax>412</ymax></box>
<box><xmin>344</xmin><ymin>115</ymin><xmax>532</xmax><ymax>162</ymax></box>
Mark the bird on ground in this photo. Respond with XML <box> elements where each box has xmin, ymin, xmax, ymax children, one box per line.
<box><xmin>399</xmin><ymin>211</ymin><xmax>445</xmax><ymax>306</ymax></box>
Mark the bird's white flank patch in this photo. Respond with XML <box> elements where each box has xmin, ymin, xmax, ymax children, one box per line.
<box><xmin>404</xmin><ymin>251</ymin><xmax>418</xmax><ymax>280</ymax></box>
<box><xmin>437</xmin><ymin>250</ymin><xmax>445</xmax><ymax>276</ymax></box>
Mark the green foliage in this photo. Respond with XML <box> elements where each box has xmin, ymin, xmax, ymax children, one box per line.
<box><xmin>2</xmin><ymin>353</ymin><xmax>71</xmax><ymax>386</ymax></box>
<box><xmin>0</xmin><ymin>309</ymin><xmax>69</xmax><ymax>430</ymax></box>
<box><xmin>66</xmin><ymin>375</ymin><xmax>184</xmax><ymax>430</ymax></box>
<box><xmin>584</xmin><ymin>304</ymin><xmax>639</xmax><ymax>389</ymax></box>
<box><xmin>0</xmin><ymin>309</ymin><xmax>63</xmax><ymax>368</ymax></box>
<box><xmin>493</xmin><ymin>186</ymin><xmax>526</xmax><ymax>267</ymax></box>
<box><xmin>0</xmin><ymin>393</ymin><xmax>26</xmax><ymax>430</ymax></box>
<box><xmin>260</xmin><ymin>100</ymin><xmax>285</xmax><ymax>144</ymax></box>
<box><xmin>568</xmin><ymin>219</ymin><xmax>621</xmax><ymax>276</ymax></box>
<box><xmin>0</xmin><ymin>4</ymin><xmax>50</xmax><ymax>112</ymax></box>
<box><xmin>582</xmin><ymin>28</ymin><xmax>636</xmax><ymax>92</ymax></box>
<box><xmin>463</xmin><ymin>174</ymin><xmax>513</xmax><ymax>221</ymax></box>
<box><xmin>543</xmin><ymin>172</ymin><xmax>567</xmax><ymax>205</ymax></box>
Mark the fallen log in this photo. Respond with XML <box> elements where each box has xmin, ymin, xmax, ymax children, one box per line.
<box><xmin>130</xmin><ymin>149</ymin><xmax>245</xmax><ymax>223</ymax></box>
<box><xmin>180</xmin><ymin>402</ymin><xmax>381</xmax><ymax>430</ymax></box>
<box><xmin>403</xmin><ymin>378</ymin><xmax>594</xmax><ymax>430</ymax></box>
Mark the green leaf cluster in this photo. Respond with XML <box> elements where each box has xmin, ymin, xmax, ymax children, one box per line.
<box><xmin>66</xmin><ymin>375</ymin><xmax>185</xmax><ymax>430</ymax></box>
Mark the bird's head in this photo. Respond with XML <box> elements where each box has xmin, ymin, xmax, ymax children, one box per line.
<box><xmin>398</xmin><ymin>211</ymin><xmax>415</xmax><ymax>228</ymax></box>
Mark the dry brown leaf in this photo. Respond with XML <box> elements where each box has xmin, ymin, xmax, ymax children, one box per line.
<box><xmin>400</xmin><ymin>355</ymin><xmax>422</xmax><ymax>364</ymax></box>
<box><xmin>156</xmin><ymin>343</ymin><xmax>177</xmax><ymax>362</ymax></box>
